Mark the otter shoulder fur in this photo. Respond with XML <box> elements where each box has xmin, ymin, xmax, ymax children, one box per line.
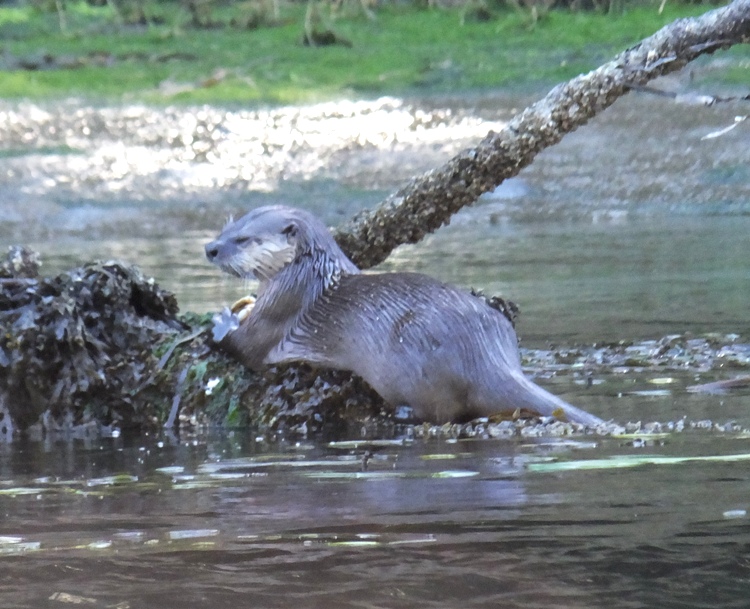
<box><xmin>205</xmin><ymin>205</ymin><xmax>603</xmax><ymax>427</ymax></box>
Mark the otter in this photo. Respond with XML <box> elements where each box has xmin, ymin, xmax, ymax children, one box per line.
<box><xmin>205</xmin><ymin>205</ymin><xmax>603</xmax><ymax>427</ymax></box>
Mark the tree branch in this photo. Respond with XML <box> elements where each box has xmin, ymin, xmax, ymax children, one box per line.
<box><xmin>334</xmin><ymin>0</ymin><xmax>750</xmax><ymax>269</ymax></box>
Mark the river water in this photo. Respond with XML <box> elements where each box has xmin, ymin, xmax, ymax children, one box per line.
<box><xmin>1</xmin><ymin>86</ymin><xmax>750</xmax><ymax>606</ymax></box>
<box><xmin>2</xmin><ymin>432</ymin><xmax>750</xmax><ymax>608</ymax></box>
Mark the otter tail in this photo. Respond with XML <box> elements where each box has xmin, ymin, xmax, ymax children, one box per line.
<box><xmin>505</xmin><ymin>374</ymin><xmax>604</xmax><ymax>427</ymax></box>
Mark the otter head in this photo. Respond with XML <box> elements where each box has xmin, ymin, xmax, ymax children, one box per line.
<box><xmin>205</xmin><ymin>206</ymin><xmax>309</xmax><ymax>282</ymax></box>
<box><xmin>206</xmin><ymin>205</ymin><xmax>361</xmax><ymax>284</ymax></box>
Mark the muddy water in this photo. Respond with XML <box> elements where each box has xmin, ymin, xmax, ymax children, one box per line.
<box><xmin>1</xmin><ymin>88</ymin><xmax>750</xmax><ymax>606</ymax></box>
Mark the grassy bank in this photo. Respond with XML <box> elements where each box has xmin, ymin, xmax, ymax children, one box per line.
<box><xmin>0</xmin><ymin>1</ymin><xmax>744</xmax><ymax>104</ymax></box>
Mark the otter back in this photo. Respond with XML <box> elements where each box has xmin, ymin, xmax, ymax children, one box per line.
<box><xmin>207</xmin><ymin>205</ymin><xmax>604</xmax><ymax>427</ymax></box>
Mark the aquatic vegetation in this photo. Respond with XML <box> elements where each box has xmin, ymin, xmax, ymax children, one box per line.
<box><xmin>0</xmin><ymin>245</ymin><xmax>389</xmax><ymax>436</ymax></box>
<box><xmin>520</xmin><ymin>335</ymin><xmax>750</xmax><ymax>375</ymax></box>
<box><xmin>528</xmin><ymin>451</ymin><xmax>750</xmax><ymax>473</ymax></box>
<box><xmin>0</xmin><ymin>248</ymin><xmax>184</xmax><ymax>430</ymax></box>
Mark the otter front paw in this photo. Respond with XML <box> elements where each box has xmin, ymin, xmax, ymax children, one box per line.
<box><xmin>211</xmin><ymin>307</ymin><xmax>241</xmax><ymax>342</ymax></box>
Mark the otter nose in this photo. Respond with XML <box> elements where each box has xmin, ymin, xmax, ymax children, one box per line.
<box><xmin>205</xmin><ymin>241</ymin><xmax>220</xmax><ymax>262</ymax></box>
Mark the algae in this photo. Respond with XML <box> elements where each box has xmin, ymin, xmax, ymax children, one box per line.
<box><xmin>0</xmin><ymin>246</ymin><xmax>388</xmax><ymax>437</ymax></box>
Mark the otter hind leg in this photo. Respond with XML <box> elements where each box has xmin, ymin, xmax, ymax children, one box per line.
<box><xmin>372</xmin><ymin>368</ymin><xmax>473</xmax><ymax>425</ymax></box>
<box><xmin>469</xmin><ymin>373</ymin><xmax>604</xmax><ymax>427</ymax></box>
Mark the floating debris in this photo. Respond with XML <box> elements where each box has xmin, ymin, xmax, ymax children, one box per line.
<box><xmin>431</xmin><ymin>470</ymin><xmax>479</xmax><ymax>479</ymax></box>
<box><xmin>687</xmin><ymin>375</ymin><xmax>750</xmax><ymax>394</ymax></box>
<box><xmin>86</xmin><ymin>475</ymin><xmax>138</xmax><ymax>487</ymax></box>
<box><xmin>0</xmin><ymin>487</ymin><xmax>47</xmax><ymax>496</ymax></box>
<box><xmin>327</xmin><ymin>439</ymin><xmax>410</xmax><ymax>450</ymax></box>
<box><xmin>49</xmin><ymin>592</ymin><xmax>98</xmax><ymax>605</ymax></box>
<box><xmin>87</xmin><ymin>540</ymin><xmax>113</xmax><ymax>550</ymax></box>
<box><xmin>302</xmin><ymin>471</ymin><xmax>407</xmax><ymax>480</ymax></box>
<box><xmin>112</xmin><ymin>531</ymin><xmax>145</xmax><ymax>542</ymax></box>
<box><xmin>208</xmin><ymin>472</ymin><xmax>248</xmax><ymax>480</ymax></box>
<box><xmin>198</xmin><ymin>458</ymin><xmax>359</xmax><ymax>473</ymax></box>
<box><xmin>168</xmin><ymin>529</ymin><xmax>220</xmax><ymax>540</ymax></box>
<box><xmin>0</xmin><ymin>541</ymin><xmax>41</xmax><ymax>554</ymax></box>
<box><xmin>521</xmin><ymin>439</ymin><xmax>599</xmax><ymax>450</ymax></box>
<box><xmin>327</xmin><ymin>540</ymin><xmax>380</xmax><ymax>548</ymax></box>
<box><xmin>172</xmin><ymin>480</ymin><xmax>219</xmax><ymax>490</ymax></box>
<box><xmin>648</xmin><ymin>377</ymin><xmax>676</xmax><ymax>385</ymax></box>
<box><xmin>528</xmin><ymin>452</ymin><xmax>750</xmax><ymax>473</ymax></box>
<box><xmin>388</xmin><ymin>536</ymin><xmax>438</xmax><ymax>546</ymax></box>
<box><xmin>520</xmin><ymin>334</ymin><xmax>750</xmax><ymax>374</ymax></box>
<box><xmin>613</xmin><ymin>433</ymin><xmax>671</xmax><ymax>440</ymax></box>
<box><xmin>154</xmin><ymin>466</ymin><xmax>185</xmax><ymax>475</ymax></box>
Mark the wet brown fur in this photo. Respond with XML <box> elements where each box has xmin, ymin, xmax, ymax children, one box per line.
<box><xmin>205</xmin><ymin>205</ymin><xmax>603</xmax><ymax>426</ymax></box>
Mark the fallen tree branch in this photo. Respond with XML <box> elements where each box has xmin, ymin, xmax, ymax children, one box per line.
<box><xmin>334</xmin><ymin>0</ymin><xmax>750</xmax><ymax>269</ymax></box>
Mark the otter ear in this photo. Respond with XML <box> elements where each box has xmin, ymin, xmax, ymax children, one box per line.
<box><xmin>281</xmin><ymin>222</ymin><xmax>298</xmax><ymax>238</ymax></box>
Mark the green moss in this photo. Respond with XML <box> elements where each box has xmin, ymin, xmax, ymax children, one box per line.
<box><xmin>693</xmin><ymin>46</ymin><xmax>750</xmax><ymax>86</ymax></box>
<box><xmin>0</xmin><ymin>6</ymin><xmax>31</xmax><ymax>27</ymax></box>
<box><xmin>0</xmin><ymin>2</ymin><xmax>743</xmax><ymax>104</ymax></box>
<box><xmin>718</xmin><ymin>65</ymin><xmax>750</xmax><ymax>84</ymax></box>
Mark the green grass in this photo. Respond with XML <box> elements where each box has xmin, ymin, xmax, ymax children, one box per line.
<box><xmin>0</xmin><ymin>1</ymin><xmax>744</xmax><ymax>104</ymax></box>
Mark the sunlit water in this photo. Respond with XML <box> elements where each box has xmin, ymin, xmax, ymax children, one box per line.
<box><xmin>1</xmin><ymin>88</ymin><xmax>750</xmax><ymax>606</ymax></box>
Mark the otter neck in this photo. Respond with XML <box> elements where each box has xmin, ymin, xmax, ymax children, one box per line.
<box><xmin>257</xmin><ymin>242</ymin><xmax>359</xmax><ymax>319</ymax></box>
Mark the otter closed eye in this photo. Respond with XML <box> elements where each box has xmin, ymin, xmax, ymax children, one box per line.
<box><xmin>205</xmin><ymin>205</ymin><xmax>604</xmax><ymax>427</ymax></box>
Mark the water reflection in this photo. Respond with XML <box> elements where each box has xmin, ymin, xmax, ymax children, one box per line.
<box><xmin>2</xmin><ymin>433</ymin><xmax>750</xmax><ymax>608</ymax></box>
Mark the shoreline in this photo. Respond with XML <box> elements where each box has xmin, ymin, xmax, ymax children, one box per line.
<box><xmin>1</xmin><ymin>3</ymin><xmax>744</xmax><ymax>104</ymax></box>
